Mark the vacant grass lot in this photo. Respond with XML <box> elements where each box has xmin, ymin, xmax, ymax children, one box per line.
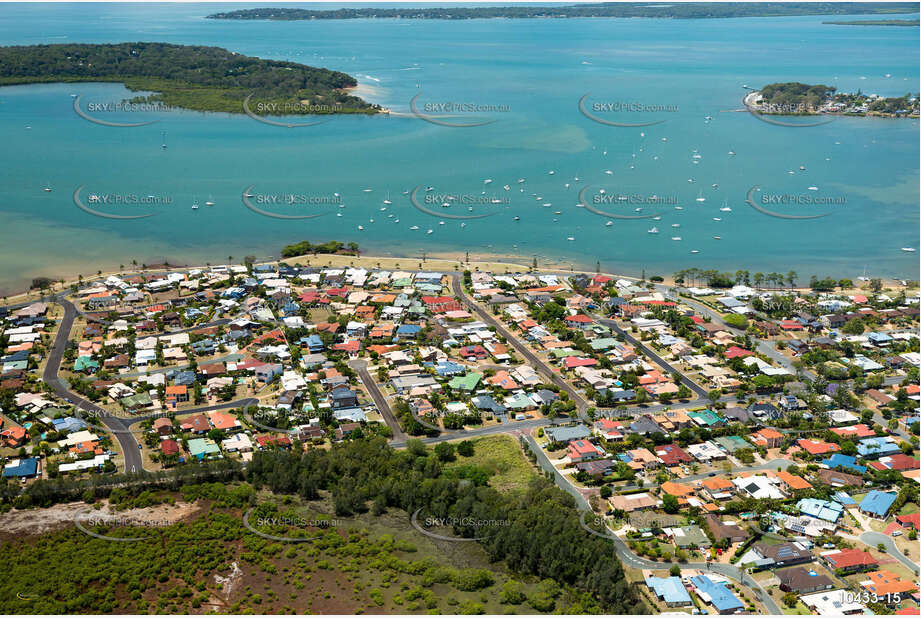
<box><xmin>444</xmin><ymin>434</ymin><xmax>540</xmax><ymax>493</ymax></box>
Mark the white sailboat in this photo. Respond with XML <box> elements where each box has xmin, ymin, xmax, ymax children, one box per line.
<box><xmin>648</xmin><ymin>227</ymin><xmax>659</xmax><ymax>234</ymax></box>
<box><xmin>695</xmin><ymin>191</ymin><xmax>705</xmax><ymax>203</ymax></box>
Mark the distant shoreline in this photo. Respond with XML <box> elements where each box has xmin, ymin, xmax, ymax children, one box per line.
<box><xmin>823</xmin><ymin>18</ymin><xmax>919</xmax><ymax>25</ymax></box>
<box><xmin>206</xmin><ymin>4</ymin><xmax>918</xmax><ymax>21</ymax></box>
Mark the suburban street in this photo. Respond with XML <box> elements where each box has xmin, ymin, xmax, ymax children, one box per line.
<box><xmin>450</xmin><ymin>274</ymin><xmax>592</xmax><ymax>418</ymax></box>
<box><xmin>43</xmin><ymin>296</ymin><xmax>146</xmax><ymax>473</ymax></box>
<box><xmin>348</xmin><ymin>359</ymin><xmax>408</xmax><ymax>441</ymax></box>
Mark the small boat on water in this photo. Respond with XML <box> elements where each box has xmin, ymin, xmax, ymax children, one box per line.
<box><xmin>357</xmin><ymin>225</ymin><xmax>364</xmax><ymax>230</ymax></box>
<box><xmin>671</xmin><ymin>236</ymin><xmax>682</xmax><ymax>241</ymax></box>
<box><xmin>672</xmin><ymin>223</ymin><xmax>680</xmax><ymax>228</ymax></box>
<box><xmin>426</xmin><ymin>229</ymin><xmax>433</xmax><ymax>235</ymax></box>
<box><xmin>425</xmin><ymin>186</ymin><xmax>434</xmax><ymax>191</ymax></box>
<box><xmin>720</xmin><ymin>207</ymin><xmax>731</xmax><ymax>212</ymax></box>
<box><xmin>604</xmin><ymin>170</ymin><xmax>613</xmax><ymax>175</ymax></box>
<box><xmin>652</xmin><ymin>216</ymin><xmax>661</xmax><ymax>221</ymax></box>
<box><xmin>567</xmin><ymin>237</ymin><xmax>575</xmax><ymax>241</ymax></box>
<box><xmin>728</xmin><ymin>150</ymin><xmax>735</xmax><ymax>156</ymax></box>
<box><xmin>205</xmin><ymin>194</ymin><xmax>215</xmax><ymax>206</ymax></box>
<box><xmin>484</xmin><ymin>179</ymin><xmax>492</xmax><ymax>184</ymax></box>
<box><xmin>460</xmin><ymin>222</ymin><xmax>465</xmax><ymax>228</ymax></box>
<box><xmin>410</xmin><ymin>225</ymin><xmax>419</xmax><ymax>230</ymax></box>
<box><xmin>191</xmin><ymin>204</ymin><xmax>199</xmax><ymax>210</ymax></box>
<box><xmin>513</xmin><ymin>216</ymin><xmax>520</xmax><ymax>221</ymax></box>
<box><xmin>548</xmin><ymin>170</ymin><xmax>555</xmax><ymax>175</ymax></box>
<box><xmin>808</xmin><ymin>186</ymin><xmax>819</xmax><ymax>191</ymax></box>
<box><xmin>503</xmin><ymin>185</ymin><xmax>510</xmax><ymax>191</ymax></box>
<box><xmin>799</xmin><ymin>165</ymin><xmax>806</xmax><ymax>170</ymax></box>
<box><xmin>363</xmin><ymin>188</ymin><xmax>373</xmax><ymax>192</ymax></box>
<box><xmin>439</xmin><ymin>221</ymin><xmax>445</xmax><ymax>225</ymax></box>
<box><xmin>648</xmin><ymin>227</ymin><xmax>659</xmax><ymax>234</ymax></box>
<box><xmin>902</xmin><ymin>247</ymin><xmax>916</xmax><ymax>253</ymax></box>
<box><xmin>44</xmin><ymin>184</ymin><xmax>51</xmax><ymax>193</ymax></box>
<box><xmin>691</xmin><ymin>249</ymin><xmax>700</xmax><ymax>253</ymax></box>
<box><xmin>713</xmin><ymin>236</ymin><xmax>721</xmax><ymax>240</ymax></box>
<box><xmin>675</xmin><ymin>206</ymin><xmax>684</xmax><ymax>210</ymax></box>
<box><xmin>696</xmin><ymin>191</ymin><xmax>705</xmax><ymax>203</ymax></box>
<box><xmin>713</xmin><ymin>217</ymin><xmax>722</xmax><ymax>221</ymax></box>
<box><xmin>605</xmin><ymin>221</ymin><xmax>613</xmax><ymax>227</ymax></box>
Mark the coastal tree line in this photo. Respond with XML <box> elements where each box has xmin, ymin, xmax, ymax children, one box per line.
<box><xmin>0</xmin><ymin>43</ymin><xmax>379</xmax><ymax>115</ymax></box>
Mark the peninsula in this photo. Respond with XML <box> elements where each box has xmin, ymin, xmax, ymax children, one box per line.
<box><xmin>746</xmin><ymin>82</ymin><xmax>919</xmax><ymax>117</ymax></box>
<box><xmin>207</xmin><ymin>3</ymin><xmax>918</xmax><ymax>21</ymax></box>
<box><xmin>0</xmin><ymin>42</ymin><xmax>379</xmax><ymax>115</ymax></box>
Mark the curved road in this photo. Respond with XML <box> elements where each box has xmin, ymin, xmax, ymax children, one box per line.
<box><xmin>43</xmin><ymin>297</ymin><xmax>146</xmax><ymax>473</ymax></box>
<box><xmin>859</xmin><ymin>531</ymin><xmax>920</xmax><ymax>576</ymax></box>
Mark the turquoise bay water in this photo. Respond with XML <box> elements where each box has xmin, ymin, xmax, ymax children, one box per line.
<box><xmin>0</xmin><ymin>3</ymin><xmax>918</xmax><ymax>293</ymax></box>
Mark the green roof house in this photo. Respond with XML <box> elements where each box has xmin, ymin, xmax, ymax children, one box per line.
<box><xmin>448</xmin><ymin>372</ymin><xmax>482</xmax><ymax>392</ymax></box>
<box><xmin>187</xmin><ymin>438</ymin><xmax>221</xmax><ymax>460</ymax></box>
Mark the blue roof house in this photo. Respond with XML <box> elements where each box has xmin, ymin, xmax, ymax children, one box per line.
<box><xmin>645</xmin><ymin>576</ymin><xmax>692</xmax><ymax>607</ymax></box>
<box><xmin>859</xmin><ymin>491</ymin><xmax>897</xmax><ymax>519</ymax></box>
<box><xmin>856</xmin><ymin>437</ymin><xmax>901</xmax><ymax>458</ymax></box>
<box><xmin>690</xmin><ymin>575</ymin><xmax>744</xmax><ymax>614</ymax></box>
<box><xmin>396</xmin><ymin>324</ymin><xmax>422</xmax><ymax>339</ymax></box>
<box><xmin>51</xmin><ymin>417</ymin><xmax>87</xmax><ymax>433</ymax></box>
<box><xmin>304</xmin><ymin>334</ymin><xmax>325</xmax><ymax>353</ymax></box>
<box><xmin>2</xmin><ymin>458</ymin><xmax>39</xmax><ymax>478</ymax></box>
<box><xmin>821</xmin><ymin>453</ymin><xmax>867</xmax><ymax>475</ymax></box>
<box><xmin>797</xmin><ymin>498</ymin><xmax>843</xmax><ymax>522</ymax></box>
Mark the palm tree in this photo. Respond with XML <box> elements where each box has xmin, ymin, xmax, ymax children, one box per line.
<box><xmin>786</xmin><ymin>270</ymin><xmax>797</xmax><ymax>290</ymax></box>
<box><xmin>753</xmin><ymin>272</ymin><xmax>764</xmax><ymax>290</ymax></box>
